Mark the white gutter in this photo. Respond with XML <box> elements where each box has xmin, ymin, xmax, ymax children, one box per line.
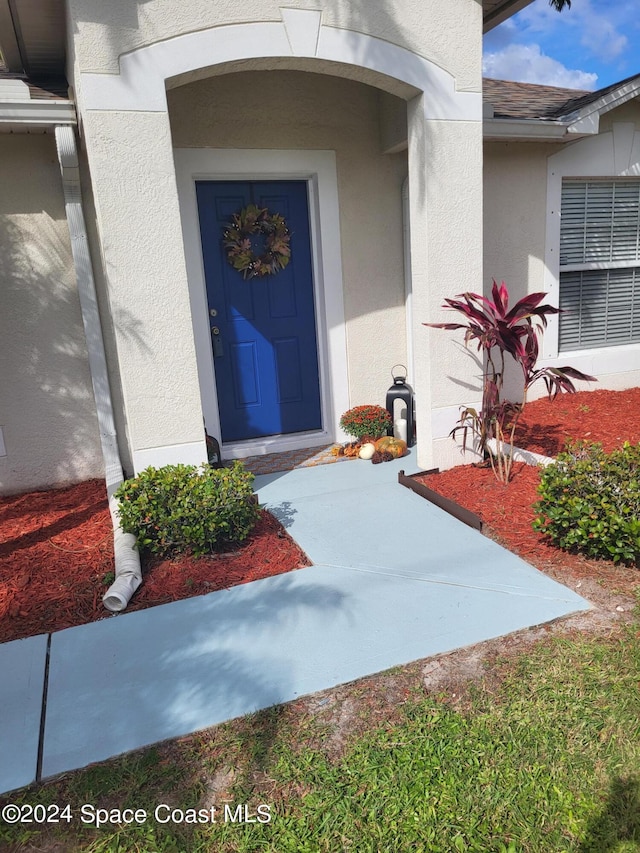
<box><xmin>0</xmin><ymin>99</ymin><xmax>76</xmax><ymax>127</ymax></box>
<box><xmin>483</xmin><ymin>117</ymin><xmax>571</xmax><ymax>141</ymax></box>
<box><xmin>54</xmin><ymin>125</ymin><xmax>142</xmax><ymax>613</ymax></box>
<box><xmin>381</xmin><ymin>116</ymin><xmax>581</xmax><ymax>150</ymax></box>
<box><xmin>0</xmin><ymin>79</ymin><xmax>76</xmax><ymax>130</ymax></box>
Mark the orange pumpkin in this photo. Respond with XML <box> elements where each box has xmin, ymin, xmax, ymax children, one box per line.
<box><xmin>374</xmin><ymin>436</ymin><xmax>407</xmax><ymax>458</ymax></box>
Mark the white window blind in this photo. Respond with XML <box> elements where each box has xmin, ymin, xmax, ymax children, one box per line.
<box><xmin>559</xmin><ymin>180</ymin><xmax>640</xmax><ymax>351</ymax></box>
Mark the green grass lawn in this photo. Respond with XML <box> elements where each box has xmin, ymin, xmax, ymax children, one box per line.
<box><xmin>2</xmin><ymin>607</ymin><xmax>639</xmax><ymax>852</ymax></box>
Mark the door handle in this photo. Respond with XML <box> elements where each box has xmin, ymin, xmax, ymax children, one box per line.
<box><xmin>211</xmin><ymin>326</ymin><xmax>224</xmax><ymax>357</ymax></box>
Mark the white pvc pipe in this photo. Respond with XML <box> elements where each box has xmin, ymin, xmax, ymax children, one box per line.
<box><xmin>486</xmin><ymin>438</ymin><xmax>555</xmax><ymax>467</ymax></box>
<box><xmin>103</xmin><ymin>497</ymin><xmax>141</xmax><ymax>612</ymax></box>
<box><xmin>55</xmin><ymin>125</ymin><xmax>142</xmax><ymax>613</ymax></box>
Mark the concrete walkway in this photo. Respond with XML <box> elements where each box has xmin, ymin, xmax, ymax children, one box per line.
<box><xmin>0</xmin><ymin>452</ymin><xmax>589</xmax><ymax>795</ymax></box>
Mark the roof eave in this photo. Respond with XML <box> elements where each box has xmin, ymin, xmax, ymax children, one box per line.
<box><xmin>483</xmin><ymin>117</ymin><xmax>570</xmax><ymax>141</ymax></box>
<box><xmin>562</xmin><ymin>77</ymin><xmax>640</xmax><ymax>135</ymax></box>
<box><xmin>483</xmin><ymin>0</ymin><xmax>536</xmax><ymax>33</ymax></box>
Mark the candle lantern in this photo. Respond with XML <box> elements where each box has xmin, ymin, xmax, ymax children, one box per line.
<box><xmin>385</xmin><ymin>364</ymin><xmax>415</xmax><ymax>447</ymax></box>
<box><xmin>205</xmin><ymin>426</ymin><xmax>223</xmax><ymax>468</ymax></box>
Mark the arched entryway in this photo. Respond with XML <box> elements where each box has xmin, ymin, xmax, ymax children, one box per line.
<box><xmin>78</xmin><ymin>11</ymin><xmax>482</xmax><ymax>471</ymax></box>
<box><xmin>171</xmin><ymin>69</ymin><xmax>410</xmax><ymax>459</ymax></box>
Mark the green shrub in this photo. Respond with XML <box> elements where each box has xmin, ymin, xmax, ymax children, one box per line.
<box><xmin>115</xmin><ymin>462</ymin><xmax>259</xmax><ymax>557</ymax></box>
<box><xmin>533</xmin><ymin>441</ymin><xmax>640</xmax><ymax>565</ymax></box>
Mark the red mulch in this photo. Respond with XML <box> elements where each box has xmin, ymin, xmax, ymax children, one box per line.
<box><xmin>514</xmin><ymin>387</ymin><xmax>640</xmax><ymax>456</ymax></box>
<box><xmin>416</xmin><ymin>461</ymin><xmax>637</xmax><ymax>589</ymax></box>
<box><xmin>416</xmin><ymin>389</ymin><xmax>640</xmax><ymax>591</ymax></box>
<box><xmin>2</xmin><ymin>388</ymin><xmax>639</xmax><ymax>645</ymax></box>
<box><xmin>0</xmin><ymin>480</ymin><xmax>308</xmax><ymax>644</ymax></box>
<box><xmin>417</xmin><ymin>463</ymin><xmax>560</xmax><ymax>563</ymax></box>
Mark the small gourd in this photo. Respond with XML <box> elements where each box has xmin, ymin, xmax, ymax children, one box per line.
<box><xmin>358</xmin><ymin>442</ymin><xmax>376</xmax><ymax>460</ymax></box>
<box><xmin>374</xmin><ymin>436</ymin><xmax>408</xmax><ymax>459</ymax></box>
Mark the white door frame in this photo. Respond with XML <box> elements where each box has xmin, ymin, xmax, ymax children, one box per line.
<box><xmin>174</xmin><ymin>147</ymin><xmax>349</xmax><ymax>458</ymax></box>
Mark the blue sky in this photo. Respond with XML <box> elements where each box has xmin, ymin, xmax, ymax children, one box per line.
<box><xmin>483</xmin><ymin>0</ymin><xmax>640</xmax><ymax>91</ymax></box>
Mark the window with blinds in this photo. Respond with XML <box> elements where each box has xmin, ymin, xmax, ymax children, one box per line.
<box><xmin>559</xmin><ymin>180</ymin><xmax>640</xmax><ymax>351</ymax></box>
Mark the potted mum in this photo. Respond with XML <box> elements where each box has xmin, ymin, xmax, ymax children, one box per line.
<box><xmin>339</xmin><ymin>404</ymin><xmax>392</xmax><ymax>443</ymax></box>
<box><xmin>337</xmin><ymin>405</ymin><xmax>400</xmax><ymax>460</ymax></box>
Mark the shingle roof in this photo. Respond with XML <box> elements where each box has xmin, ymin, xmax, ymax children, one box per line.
<box><xmin>484</xmin><ymin>73</ymin><xmax>640</xmax><ymax>121</ymax></box>
<box><xmin>483</xmin><ymin>78</ymin><xmax>590</xmax><ymax>119</ymax></box>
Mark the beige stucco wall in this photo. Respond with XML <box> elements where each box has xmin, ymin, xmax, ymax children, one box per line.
<box><xmin>483</xmin><ymin>141</ymin><xmax>555</xmax><ymax>403</ymax></box>
<box><xmin>168</xmin><ymin>71</ymin><xmax>408</xmax><ymax>408</ymax></box>
<box><xmin>0</xmin><ymin>134</ymin><xmax>103</xmax><ymax>494</ymax></box>
<box><xmin>600</xmin><ymin>102</ymin><xmax>640</xmax><ymax>133</ymax></box>
<box><xmin>81</xmin><ymin>108</ymin><xmax>206</xmax><ymax>460</ymax></box>
<box><xmin>67</xmin><ymin>0</ymin><xmax>481</xmax><ymax>91</ymax></box>
<box><xmin>483</xmin><ymin>140</ymin><xmax>561</xmax><ymax>301</ymax></box>
<box><xmin>77</xmin><ymin>144</ymin><xmax>134</xmax><ymax>475</ymax></box>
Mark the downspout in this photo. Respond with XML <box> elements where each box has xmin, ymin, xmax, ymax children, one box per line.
<box><xmin>401</xmin><ymin>176</ymin><xmax>416</xmax><ymax>384</ymax></box>
<box><xmin>54</xmin><ymin>125</ymin><xmax>142</xmax><ymax>613</ymax></box>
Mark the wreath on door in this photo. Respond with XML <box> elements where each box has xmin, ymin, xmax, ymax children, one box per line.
<box><xmin>223</xmin><ymin>204</ymin><xmax>291</xmax><ymax>280</ymax></box>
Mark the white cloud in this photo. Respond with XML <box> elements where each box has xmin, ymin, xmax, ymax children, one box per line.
<box><xmin>518</xmin><ymin>3</ymin><xmax>559</xmax><ymax>33</ymax></box>
<box><xmin>482</xmin><ymin>43</ymin><xmax>598</xmax><ymax>90</ymax></box>
<box><xmin>580</xmin><ymin>15</ymin><xmax>627</xmax><ymax>63</ymax></box>
<box><xmin>519</xmin><ymin>0</ymin><xmax>629</xmax><ymax>64</ymax></box>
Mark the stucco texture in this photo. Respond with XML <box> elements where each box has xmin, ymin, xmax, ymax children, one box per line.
<box><xmin>484</xmin><ymin>140</ymin><xmax>561</xmax><ymax>301</ymax></box>
<box><xmin>600</xmin><ymin>102</ymin><xmax>640</xmax><ymax>134</ymax></box>
<box><xmin>0</xmin><ymin>134</ymin><xmax>103</xmax><ymax>494</ymax></box>
<box><xmin>420</xmin><ymin>118</ymin><xmax>484</xmax><ymax>468</ymax></box>
<box><xmin>81</xmin><ymin>109</ymin><xmax>206</xmax><ymax>454</ymax></box>
<box><xmin>168</xmin><ymin>70</ymin><xmax>408</xmax><ymax>409</ymax></box>
<box><xmin>412</xmin><ymin>117</ymin><xmax>484</xmax><ymax>412</ymax></box>
<box><xmin>67</xmin><ymin>0</ymin><xmax>481</xmax><ymax>91</ymax></box>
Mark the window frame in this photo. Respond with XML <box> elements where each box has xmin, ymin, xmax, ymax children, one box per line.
<box><xmin>558</xmin><ymin>178</ymin><xmax>640</xmax><ymax>352</ymax></box>
<box><xmin>541</xmin><ymin>122</ymin><xmax>640</xmax><ymax>381</ymax></box>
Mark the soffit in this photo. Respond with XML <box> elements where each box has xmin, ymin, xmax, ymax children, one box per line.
<box><xmin>482</xmin><ymin>0</ymin><xmax>535</xmax><ymax>32</ymax></box>
<box><xmin>0</xmin><ymin>0</ymin><xmax>65</xmax><ymax>77</ymax></box>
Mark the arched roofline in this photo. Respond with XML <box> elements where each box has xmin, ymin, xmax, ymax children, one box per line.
<box><xmin>79</xmin><ymin>11</ymin><xmax>481</xmax><ymax>121</ymax></box>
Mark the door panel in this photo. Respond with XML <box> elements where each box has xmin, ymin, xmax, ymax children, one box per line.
<box><xmin>196</xmin><ymin>180</ymin><xmax>322</xmax><ymax>442</ymax></box>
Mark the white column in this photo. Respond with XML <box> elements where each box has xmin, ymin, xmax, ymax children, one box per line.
<box><xmin>407</xmin><ymin>94</ymin><xmax>484</xmax><ymax>470</ymax></box>
<box><xmin>82</xmin><ymin>108</ymin><xmax>207</xmax><ymax>472</ymax></box>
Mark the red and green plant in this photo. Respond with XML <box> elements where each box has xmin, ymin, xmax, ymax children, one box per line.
<box><xmin>425</xmin><ymin>280</ymin><xmax>596</xmax><ymax>482</ymax></box>
<box><xmin>339</xmin><ymin>405</ymin><xmax>392</xmax><ymax>442</ymax></box>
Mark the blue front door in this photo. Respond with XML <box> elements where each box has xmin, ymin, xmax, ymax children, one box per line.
<box><xmin>196</xmin><ymin>181</ymin><xmax>323</xmax><ymax>442</ymax></box>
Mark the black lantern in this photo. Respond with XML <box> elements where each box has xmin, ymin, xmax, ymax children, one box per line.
<box><xmin>205</xmin><ymin>424</ymin><xmax>223</xmax><ymax>468</ymax></box>
<box><xmin>385</xmin><ymin>364</ymin><xmax>415</xmax><ymax>447</ymax></box>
